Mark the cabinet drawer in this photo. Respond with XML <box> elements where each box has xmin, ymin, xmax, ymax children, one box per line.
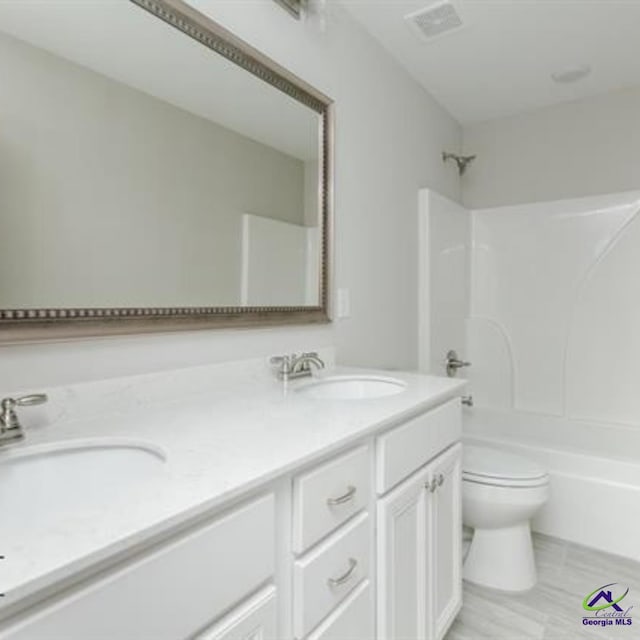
<box><xmin>306</xmin><ymin>580</ymin><xmax>372</xmax><ymax>640</ymax></box>
<box><xmin>293</xmin><ymin>513</ymin><xmax>370</xmax><ymax>638</ymax></box>
<box><xmin>293</xmin><ymin>446</ymin><xmax>369</xmax><ymax>553</ymax></box>
<box><xmin>0</xmin><ymin>495</ymin><xmax>275</xmax><ymax>640</ymax></box>
<box><xmin>195</xmin><ymin>585</ymin><xmax>277</xmax><ymax>640</ymax></box>
<box><xmin>376</xmin><ymin>398</ymin><xmax>461</xmax><ymax>493</ymax></box>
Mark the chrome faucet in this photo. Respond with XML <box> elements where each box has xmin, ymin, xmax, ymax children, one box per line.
<box><xmin>270</xmin><ymin>352</ymin><xmax>325</xmax><ymax>381</ymax></box>
<box><xmin>0</xmin><ymin>393</ymin><xmax>48</xmax><ymax>446</ymax></box>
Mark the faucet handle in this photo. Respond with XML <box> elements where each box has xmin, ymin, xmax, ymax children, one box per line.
<box><xmin>270</xmin><ymin>355</ymin><xmax>294</xmax><ymax>375</ymax></box>
<box><xmin>0</xmin><ymin>393</ymin><xmax>48</xmax><ymax>433</ymax></box>
<box><xmin>14</xmin><ymin>393</ymin><xmax>48</xmax><ymax>407</ymax></box>
<box><xmin>305</xmin><ymin>352</ymin><xmax>325</xmax><ymax>368</ymax></box>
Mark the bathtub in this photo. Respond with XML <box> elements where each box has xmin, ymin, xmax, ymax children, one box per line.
<box><xmin>463</xmin><ymin>407</ymin><xmax>640</xmax><ymax>561</ymax></box>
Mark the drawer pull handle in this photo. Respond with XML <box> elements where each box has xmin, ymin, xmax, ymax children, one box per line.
<box><xmin>327</xmin><ymin>485</ymin><xmax>356</xmax><ymax>506</ymax></box>
<box><xmin>327</xmin><ymin>558</ymin><xmax>358</xmax><ymax>588</ymax></box>
<box><xmin>438</xmin><ymin>473</ymin><xmax>445</xmax><ymax>487</ymax></box>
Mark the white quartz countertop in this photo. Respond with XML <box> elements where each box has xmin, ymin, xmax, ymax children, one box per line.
<box><xmin>0</xmin><ymin>358</ymin><xmax>465</xmax><ymax>612</ymax></box>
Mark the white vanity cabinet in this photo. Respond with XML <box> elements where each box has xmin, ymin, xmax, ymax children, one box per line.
<box><xmin>376</xmin><ymin>399</ymin><xmax>462</xmax><ymax>640</ymax></box>
<box><xmin>194</xmin><ymin>585</ymin><xmax>278</xmax><ymax>640</ymax></box>
<box><xmin>292</xmin><ymin>446</ymin><xmax>369</xmax><ymax>554</ymax></box>
<box><xmin>293</xmin><ymin>398</ymin><xmax>462</xmax><ymax>640</ymax></box>
<box><xmin>0</xmin><ymin>393</ymin><xmax>463</xmax><ymax>640</ymax></box>
<box><xmin>0</xmin><ymin>495</ymin><xmax>276</xmax><ymax>640</ymax></box>
<box><xmin>293</xmin><ymin>513</ymin><xmax>370</xmax><ymax>638</ymax></box>
<box><xmin>377</xmin><ymin>464</ymin><xmax>431</xmax><ymax>640</ymax></box>
<box><xmin>292</xmin><ymin>445</ymin><xmax>373</xmax><ymax>640</ymax></box>
<box><xmin>430</xmin><ymin>445</ymin><xmax>463</xmax><ymax>640</ymax></box>
<box><xmin>306</xmin><ymin>581</ymin><xmax>373</xmax><ymax>640</ymax></box>
<box><xmin>377</xmin><ymin>445</ymin><xmax>462</xmax><ymax>640</ymax></box>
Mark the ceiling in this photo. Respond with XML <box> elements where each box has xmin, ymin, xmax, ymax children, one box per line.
<box><xmin>342</xmin><ymin>0</ymin><xmax>640</xmax><ymax>124</ymax></box>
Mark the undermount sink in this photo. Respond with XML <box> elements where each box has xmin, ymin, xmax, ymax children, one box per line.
<box><xmin>296</xmin><ymin>375</ymin><xmax>407</xmax><ymax>400</ymax></box>
<box><xmin>0</xmin><ymin>440</ymin><xmax>166</xmax><ymax>533</ymax></box>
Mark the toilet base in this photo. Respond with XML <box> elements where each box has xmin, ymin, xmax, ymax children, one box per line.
<box><xmin>463</xmin><ymin>523</ymin><xmax>537</xmax><ymax>592</ymax></box>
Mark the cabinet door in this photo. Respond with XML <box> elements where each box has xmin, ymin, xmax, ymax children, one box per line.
<box><xmin>195</xmin><ymin>586</ymin><xmax>277</xmax><ymax>640</ymax></box>
<box><xmin>376</xmin><ymin>467</ymin><xmax>431</xmax><ymax>640</ymax></box>
<box><xmin>0</xmin><ymin>495</ymin><xmax>275</xmax><ymax>640</ymax></box>
<box><xmin>429</xmin><ymin>444</ymin><xmax>462</xmax><ymax>640</ymax></box>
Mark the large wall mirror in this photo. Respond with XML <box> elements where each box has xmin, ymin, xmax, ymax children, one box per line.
<box><xmin>0</xmin><ymin>0</ymin><xmax>332</xmax><ymax>340</ymax></box>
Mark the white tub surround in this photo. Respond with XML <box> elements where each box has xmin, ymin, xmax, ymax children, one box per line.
<box><xmin>463</xmin><ymin>191</ymin><xmax>640</xmax><ymax>562</ymax></box>
<box><xmin>0</xmin><ymin>356</ymin><xmax>465</xmax><ymax>639</ymax></box>
<box><xmin>418</xmin><ymin>189</ymin><xmax>470</xmax><ymax>377</ymax></box>
<box><xmin>468</xmin><ymin>191</ymin><xmax>640</xmax><ymax>417</ymax></box>
<box><xmin>420</xmin><ymin>190</ymin><xmax>640</xmax><ymax>562</ymax></box>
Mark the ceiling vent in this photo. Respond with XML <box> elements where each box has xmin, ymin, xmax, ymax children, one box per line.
<box><xmin>405</xmin><ymin>1</ymin><xmax>464</xmax><ymax>42</ymax></box>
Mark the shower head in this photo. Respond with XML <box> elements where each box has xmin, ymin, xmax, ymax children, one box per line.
<box><xmin>442</xmin><ymin>151</ymin><xmax>476</xmax><ymax>176</ymax></box>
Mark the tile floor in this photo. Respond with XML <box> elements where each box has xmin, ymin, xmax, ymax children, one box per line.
<box><xmin>445</xmin><ymin>533</ymin><xmax>640</xmax><ymax>640</ymax></box>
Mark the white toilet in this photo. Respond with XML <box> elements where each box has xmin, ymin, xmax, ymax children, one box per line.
<box><xmin>462</xmin><ymin>444</ymin><xmax>550</xmax><ymax>592</ymax></box>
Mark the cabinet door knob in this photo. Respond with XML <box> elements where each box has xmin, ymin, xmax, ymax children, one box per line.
<box><xmin>438</xmin><ymin>473</ymin><xmax>445</xmax><ymax>487</ymax></box>
<box><xmin>327</xmin><ymin>485</ymin><xmax>356</xmax><ymax>506</ymax></box>
<box><xmin>425</xmin><ymin>478</ymin><xmax>438</xmax><ymax>493</ymax></box>
<box><xmin>327</xmin><ymin>558</ymin><xmax>358</xmax><ymax>588</ymax></box>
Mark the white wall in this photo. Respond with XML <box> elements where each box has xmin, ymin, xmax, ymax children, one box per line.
<box><xmin>462</xmin><ymin>86</ymin><xmax>640</xmax><ymax>209</ymax></box>
<box><xmin>0</xmin><ymin>1</ymin><xmax>461</xmax><ymax>391</ymax></box>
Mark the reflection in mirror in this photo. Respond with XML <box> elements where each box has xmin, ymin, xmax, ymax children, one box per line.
<box><xmin>0</xmin><ymin>0</ymin><xmax>328</xmax><ymax>320</ymax></box>
<box><xmin>273</xmin><ymin>0</ymin><xmax>304</xmax><ymax>19</ymax></box>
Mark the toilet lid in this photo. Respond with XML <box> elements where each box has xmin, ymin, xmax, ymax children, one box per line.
<box><xmin>463</xmin><ymin>445</ymin><xmax>547</xmax><ymax>481</ymax></box>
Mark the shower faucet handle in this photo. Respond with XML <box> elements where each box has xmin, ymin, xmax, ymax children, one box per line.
<box><xmin>446</xmin><ymin>350</ymin><xmax>471</xmax><ymax>377</ymax></box>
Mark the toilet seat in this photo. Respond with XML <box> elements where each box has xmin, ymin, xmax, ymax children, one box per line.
<box><xmin>463</xmin><ymin>445</ymin><xmax>549</xmax><ymax>488</ymax></box>
<box><xmin>463</xmin><ymin>472</ymin><xmax>548</xmax><ymax>488</ymax></box>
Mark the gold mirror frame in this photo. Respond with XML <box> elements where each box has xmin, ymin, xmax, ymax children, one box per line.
<box><xmin>0</xmin><ymin>0</ymin><xmax>333</xmax><ymax>342</ymax></box>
